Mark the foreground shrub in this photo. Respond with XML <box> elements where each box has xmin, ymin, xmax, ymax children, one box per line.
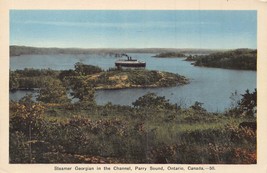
<box><xmin>9</xmin><ymin>95</ymin><xmax>256</xmax><ymax>164</ymax></box>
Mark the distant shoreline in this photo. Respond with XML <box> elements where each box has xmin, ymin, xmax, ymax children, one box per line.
<box><xmin>10</xmin><ymin>45</ymin><xmax>228</xmax><ymax>56</ymax></box>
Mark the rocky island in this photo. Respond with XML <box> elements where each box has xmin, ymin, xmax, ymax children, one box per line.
<box><xmin>84</xmin><ymin>69</ymin><xmax>188</xmax><ymax>90</ymax></box>
<box><xmin>10</xmin><ymin>63</ymin><xmax>189</xmax><ymax>92</ymax></box>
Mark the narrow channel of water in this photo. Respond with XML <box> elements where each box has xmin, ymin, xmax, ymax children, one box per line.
<box><xmin>10</xmin><ymin>53</ymin><xmax>256</xmax><ymax>112</ymax></box>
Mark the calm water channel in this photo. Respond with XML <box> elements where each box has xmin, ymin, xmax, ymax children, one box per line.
<box><xmin>10</xmin><ymin>53</ymin><xmax>256</xmax><ymax>112</ymax></box>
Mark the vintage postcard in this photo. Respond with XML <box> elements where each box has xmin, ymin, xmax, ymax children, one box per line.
<box><xmin>1</xmin><ymin>0</ymin><xmax>267</xmax><ymax>173</ymax></box>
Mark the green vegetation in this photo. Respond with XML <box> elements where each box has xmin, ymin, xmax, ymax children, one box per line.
<box><xmin>10</xmin><ymin>63</ymin><xmax>188</xmax><ymax>91</ymax></box>
<box><xmin>9</xmin><ymin>69</ymin><xmax>60</xmax><ymax>90</ymax></box>
<box><xmin>153</xmin><ymin>52</ymin><xmax>186</xmax><ymax>58</ymax></box>
<box><xmin>9</xmin><ymin>62</ymin><xmax>256</xmax><ymax>164</ymax></box>
<box><xmin>9</xmin><ymin>90</ymin><xmax>256</xmax><ymax>163</ymax></box>
<box><xmin>74</xmin><ymin>62</ymin><xmax>103</xmax><ymax>75</ymax></box>
<box><xmin>185</xmin><ymin>49</ymin><xmax>257</xmax><ymax>70</ymax></box>
<box><xmin>90</xmin><ymin>69</ymin><xmax>188</xmax><ymax>89</ymax></box>
<box><xmin>227</xmin><ymin>89</ymin><xmax>257</xmax><ymax>117</ymax></box>
<box><xmin>37</xmin><ymin>78</ymin><xmax>70</xmax><ymax>104</ymax></box>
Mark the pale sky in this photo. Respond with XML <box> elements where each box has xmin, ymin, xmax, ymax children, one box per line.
<box><xmin>10</xmin><ymin>10</ymin><xmax>257</xmax><ymax>49</ymax></box>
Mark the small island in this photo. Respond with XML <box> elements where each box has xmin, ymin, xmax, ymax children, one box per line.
<box><xmin>153</xmin><ymin>52</ymin><xmax>186</xmax><ymax>58</ymax></box>
<box><xmin>88</xmin><ymin>69</ymin><xmax>188</xmax><ymax>90</ymax></box>
<box><xmin>10</xmin><ymin>62</ymin><xmax>189</xmax><ymax>92</ymax></box>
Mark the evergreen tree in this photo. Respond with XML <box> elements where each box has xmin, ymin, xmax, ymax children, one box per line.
<box><xmin>37</xmin><ymin>78</ymin><xmax>70</xmax><ymax>104</ymax></box>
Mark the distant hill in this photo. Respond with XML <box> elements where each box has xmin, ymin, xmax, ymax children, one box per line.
<box><xmin>153</xmin><ymin>52</ymin><xmax>186</xmax><ymax>58</ymax></box>
<box><xmin>10</xmin><ymin>45</ymin><xmax>226</xmax><ymax>56</ymax></box>
<box><xmin>186</xmin><ymin>48</ymin><xmax>257</xmax><ymax>70</ymax></box>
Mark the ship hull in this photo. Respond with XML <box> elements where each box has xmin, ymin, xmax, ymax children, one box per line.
<box><xmin>115</xmin><ymin>62</ymin><xmax>146</xmax><ymax>67</ymax></box>
<box><xmin>115</xmin><ymin>60</ymin><xmax>146</xmax><ymax>68</ymax></box>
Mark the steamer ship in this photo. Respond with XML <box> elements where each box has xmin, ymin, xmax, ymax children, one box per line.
<box><xmin>115</xmin><ymin>54</ymin><xmax>146</xmax><ymax>69</ymax></box>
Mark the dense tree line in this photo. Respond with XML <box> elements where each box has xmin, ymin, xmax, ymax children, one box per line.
<box><xmin>186</xmin><ymin>49</ymin><xmax>256</xmax><ymax>70</ymax></box>
<box><xmin>153</xmin><ymin>52</ymin><xmax>186</xmax><ymax>58</ymax></box>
